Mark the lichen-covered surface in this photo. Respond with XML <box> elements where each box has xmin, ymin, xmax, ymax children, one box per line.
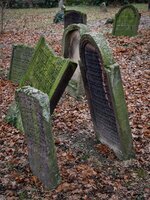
<box><xmin>112</xmin><ymin>5</ymin><xmax>140</xmax><ymax>37</ymax></box>
<box><xmin>9</xmin><ymin>45</ymin><xmax>34</xmax><ymax>84</ymax></box>
<box><xmin>80</xmin><ymin>33</ymin><xmax>133</xmax><ymax>159</ymax></box>
<box><xmin>20</xmin><ymin>36</ymin><xmax>77</xmax><ymax>113</ymax></box>
<box><xmin>15</xmin><ymin>86</ymin><xmax>61</xmax><ymax>189</ymax></box>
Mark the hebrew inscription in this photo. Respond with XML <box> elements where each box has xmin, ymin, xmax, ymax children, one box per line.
<box><xmin>20</xmin><ymin>36</ymin><xmax>77</xmax><ymax>113</ymax></box>
<box><xmin>9</xmin><ymin>45</ymin><xmax>34</xmax><ymax>83</ymax></box>
<box><xmin>15</xmin><ymin>86</ymin><xmax>61</xmax><ymax>189</ymax></box>
<box><xmin>80</xmin><ymin>33</ymin><xmax>134</xmax><ymax>160</ymax></box>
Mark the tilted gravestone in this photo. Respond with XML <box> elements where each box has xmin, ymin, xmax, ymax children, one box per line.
<box><xmin>80</xmin><ymin>33</ymin><xmax>134</xmax><ymax>160</ymax></box>
<box><xmin>15</xmin><ymin>86</ymin><xmax>61</xmax><ymax>189</ymax></box>
<box><xmin>20</xmin><ymin>36</ymin><xmax>77</xmax><ymax>114</ymax></box>
<box><xmin>64</xmin><ymin>10</ymin><xmax>87</xmax><ymax>29</ymax></box>
<box><xmin>6</xmin><ymin>37</ymin><xmax>77</xmax><ymax>131</ymax></box>
<box><xmin>62</xmin><ymin>24</ymin><xmax>88</xmax><ymax>98</ymax></box>
<box><xmin>112</xmin><ymin>5</ymin><xmax>140</xmax><ymax>37</ymax></box>
<box><xmin>9</xmin><ymin>45</ymin><xmax>34</xmax><ymax>84</ymax></box>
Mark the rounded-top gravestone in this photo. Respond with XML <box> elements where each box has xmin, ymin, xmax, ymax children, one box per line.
<box><xmin>112</xmin><ymin>5</ymin><xmax>140</xmax><ymax>37</ymax></box>
<box><xmin>80</xmin><ymin>33</ymin><xmax>134</xmax><ymax>160</ymax></box>
<box><xmin>62</xmin><ymin>24</ymin><xmax>88</xmax><ymax>98</ymax></box>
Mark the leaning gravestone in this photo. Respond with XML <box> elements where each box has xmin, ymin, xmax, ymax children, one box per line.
<box><xmin>6</xmin><ymin>37</ymin><xmax>76</xmax><ymax>131</ymax></box>
<box><xmin>20</xmin><ymin>36</ymin><xmax>77</xmax><ymax>114</ymax></box>
<box><xmin>80</xmin><ymin>33</ymin><xmax>134</xmax><ymax>160</ymax></box>
<box><xmin>62</xmin><ymin>24</ymin><xmax>88</xmax><ymax>97</ymax></box>
<box><xmin>112</xmin><ymin>5</ymin><xmax>140</xmax><ymax>37</ymax></box>
<box><xmin>9</xmin><ymin>45</ymin><xmax>34</xmax><ymax>84</ymax></box>
<box><xmin>15</xmin><ymin>86</ymin><xmax>61</xmax><ymax>189</ymax></box>
<box><xmin>64</xmin><ymin>10</ymin><xmax>87</xmax><ymax>29</ymax></box>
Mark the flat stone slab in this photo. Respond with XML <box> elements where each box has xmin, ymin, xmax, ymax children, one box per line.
<box><xmin>9</xmin><ymin>45</ymin><xmax>34</xmax><ymax>84</ymax></box>
<box><xmin>20</xmin><ymin>36</ymin><xmax>77</xmax><ymax>114</ymax></box>
<box><xmin>112</xmin><ymin>5</ymin><xmax>140</xmax><ymax>37</ymax></box>
<box><xmin>15</xmin><ymin>86</ymin><xmax>61</xmax><ymax>189</ymax></box>
<box><xmin>80</xmin><ymin>32</ymin><xmax>134</xmax><ymax>160</ymax></box>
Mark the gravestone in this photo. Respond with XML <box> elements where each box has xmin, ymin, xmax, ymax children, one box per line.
<box><xmin>80</xmin><ymin>33</ymin><xmax>134</xmax><ymax>160</ymax></box>
<box><xmin>53</xmin><ymin>0</ymin><xmax>65</xmax><ymax>24</ymax></box>
<box><xmin>15</xmin><ymin>86</ymin><xmax>61</xmax><ymax>189</ymax></box>
<box><xmin>62</xmin><ymin>24</ymin><xmax>88</xmax><ymax>98</ymax></box>
<box><xmin>9</xmin><ymin>45</ymin><xmax>34</xmax><ymax>84</ymax></box>
<box><xmin>100</xmin><ymin>2</ymin><xmax>107</xmax><ymax>12</ymax></box>
<box><xmin>20</xmin><ymin>36</ymin><xmax>77</xmax><ymax>114</ymax></box>
<box><xmin>64</xmin><ymin>10</ymin><xmax>87</xmax><ymax>29</ymax></box>
<box><xmin>112</xmin><ymin>5</ymin><xmax>140</xmax><ymax>37</ymax></box>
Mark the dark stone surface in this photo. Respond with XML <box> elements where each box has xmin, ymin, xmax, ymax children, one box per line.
<box><xmin>83</xmin><ymin>43</ymin><xmax>120</xmax><ymax>146</ymax></box>
<box><xmin>80</xmin><ymin>33</ymin><xmax>134</xmax><ymax>159</ymax></box>
<box><xmin>64</xmin><ymin>10</ymin><xmax>87</xmax><ymax>29</ymax></box>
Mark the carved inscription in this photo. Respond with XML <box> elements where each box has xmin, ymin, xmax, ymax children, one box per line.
<box><xmin>113</xmin><ymin>5</ymin><xmax>140</xmax><ymax>36</ymax></box>
<box><xmin>16</xmin><ymin>87</ymin><xmax>61</xmax><ymax>189</ymax></box>
<box><xmin>84</xmin><ymin>43</ymin><xmax>120</xmax><ymax>146</ymax></box>
<box><xmin>9</xmin><ymin>45</ymin><xmax>34</xmax><ymax>83</ymax></box>
<box><xmin>20</xmin><ymin>37</ymin><xmax>77</xmax><ymax>114</ymax></box>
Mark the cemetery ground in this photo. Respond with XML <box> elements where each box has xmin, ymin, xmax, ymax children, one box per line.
<box><xmin>0</xmin><ymin>4</ymin><xmax>150</xmax><ymax>200</ymax></box>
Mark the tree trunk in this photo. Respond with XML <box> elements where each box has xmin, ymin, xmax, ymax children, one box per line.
<box><xmin>0</xmin><ymin>5</ymin><xmax>4</xmax><ymax>34</ymax></box>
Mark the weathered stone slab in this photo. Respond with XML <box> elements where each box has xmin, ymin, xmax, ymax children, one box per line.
<box><xmin>64</xmin><ymin>10</ymin><xmax>87</xmax><ymax>29</ymax></box>
<box><xmin>80</xmin><ymin>33</ymin><xmax>134</xmax><ymax>160</ymax></box>
<box><xmin>62</xmin><ymin>24</ymin><xmax>88</xmax><ymax>98</ymax></box>
<box><xmin>20</xmin><ymin>36</ymin><xmax>77</xmax><ymax>114</ymax></box>
<box><xmin>15</xmin><ymin>86</ymin><xmax>61</xmax><ymax>189</ymax></box>
<box><xmin>112</xmin><ymin>5</ymin><xmax>140</xmax><ymax>37</ymax></box>
<box><xmin>9</xmin><ymin>45</ymin><xmax>34</xmax><ymax>83</ymax></box>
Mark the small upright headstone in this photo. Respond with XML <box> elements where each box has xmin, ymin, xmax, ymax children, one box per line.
<box><xmin>20</xmin><ymin>36</ymin><xmax>77</xmax><ymax>114</ymax></box>
<box><xmin>64</xmin><ymin>10</ymin><xmax>87</xmax><ymax>29</ymax></box>
<box><xmin>100</xmin><ymin>2</ymin><xmax>107</xmax><ymax>12</ymax></box>
<box><xmin>80</xmin><ymin>33</ymin><xmax>134</xmax><ymax>160</ymax></box>
<box><xmin>53</xmin><ymin>0</ymin><xmax>65</xmax><ymax>24</ymax></box>
<box><xmin>62</xmin><ymin>24</ymin><xmax>88</xmax><ymax>97</ymax></box>
<box><xmin>112</xmin><ymin>5</ymin><xmax>140</xmax><ymax>37</ymax></box>
<box><xmin>16</xmin><ymin>86</ymin><xmax>61</xmax><ymax>189</ymax></box>
<box><xmin>9</xmin><ymin>45</ymin><xmax>34</xmax><ymax>84</ymax></box>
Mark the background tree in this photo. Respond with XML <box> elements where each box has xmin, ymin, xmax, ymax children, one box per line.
<box><xmin>0</xmin><ymin>0</ymin><xmax>10</xmax><ymax>34</ymax></box>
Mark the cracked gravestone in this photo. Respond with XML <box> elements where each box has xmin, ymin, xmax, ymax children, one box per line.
<box><xmin>15</xmin><ymin>86</ymin><xmax>61</xmax><ymax>189</ymax></box>
<box><xmin>62</xmin><ymin>24</ymin><xmax>88</xmax><ymax>98</ymax></box>
<box><xmin>112</xmin><ymin>5</ymin><xmax>140</xmax><ymax>37</ymax></box>
<box><xmin>64</xmin><ymin>10</ymin><xmax>87</xmax><ymax>29</ymax></box>
<box><xmin>20</xmin><ymin>36</ymin><xmax>77</xmax><ymax>114</ymax></box>
<box><xmin>79</xmin><ymin>33</ymin><xmax>134</xmax><ymax>160</ymax></box>
<box><xmin>9</xmin><ymin>45</ymin><xmax>34</xmax><ymax>83</ymax></box>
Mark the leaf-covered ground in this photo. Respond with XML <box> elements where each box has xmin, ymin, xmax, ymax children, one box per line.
<box><xmin>0</xmin><ymin>5</ymin><xmax>150</xmax><ymax>200</ymax></box>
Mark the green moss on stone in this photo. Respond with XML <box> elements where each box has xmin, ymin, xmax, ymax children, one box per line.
<box><xmin>15</xmin><ymin>86</ymin><xmax>61</xmax><ymax>189</ymax></box>
<box><xmin>112</xmin><ymin>5</ymin><xmax>140</xmax><ymax>37</ymax></box>
<box><xmin>9</xmin><ymin>45</ymin><xmax>34</xmax><ymax>84</ymax></box>
<box><xmin>80</xmin><ymin>33</ymin><xmax>134</xmax><ymax>160</ymax></box>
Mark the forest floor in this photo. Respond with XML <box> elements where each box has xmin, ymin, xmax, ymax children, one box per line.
<box><xmin>0</xmin><ymin>5</ymin><xmax>150</xmax><ymax>200</ymax></box>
